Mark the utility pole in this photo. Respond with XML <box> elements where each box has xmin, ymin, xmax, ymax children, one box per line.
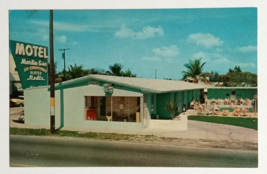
<box><xmin>49</xmin><ymin>10</ymin><xmax>55</xmax><ymax>134</ymax></box>
<box><xmin>58</xmin><ymin>48</ymin><xmax>70</xmax><ymax>80</ymax></box>
<box><xmin>153</xmin><ymin>69</ymin><xmax>158</xmax><ymax>79</ymax></box>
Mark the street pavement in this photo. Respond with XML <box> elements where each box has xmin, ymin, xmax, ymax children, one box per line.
<box><xmin>10</xmin><ymin>135</ymin><xmax>258</xmax><ymax>167</ymax></box>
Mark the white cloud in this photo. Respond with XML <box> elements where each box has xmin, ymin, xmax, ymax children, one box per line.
<box><xmin>187</xmin><ymin>33</ymin><xmax>223</xmax><ymax>47</ymax></box>
<box><xmin>237</xmin><ymin>45</ymin><xmax>257</xmax><ymax>52</ymax></box>
<box><xmin>56</xmin><ymin>35</ymin><xmax>67</xmax><ymax>43</ymax></box>
<box><xmin>237</xmin><ymin>63</ymin><xmax>257</xmax><ymax>68</ymax></box>
<box><xmin>114</xmin><ymin>25</ymin><xmax>164</xmax><ymax>39</ymax></box>
<box><xmin>142</xmin><ymin>57</ymin><xmax>162</xmax><ymax>62</ymax></box>
<box><xmin>153</xmin><ymin>45</ymin><xmax>179</xmax><ymax>58</ymax></box>
<box><xmin>143</xmin><ymin>45</ymin><xmax>179</xmax><ymax>62</ymax></box>
<box><xmin>193</xmin><ymin>51</ymin><xmax>231</xmax><ymax>64</ymax></box>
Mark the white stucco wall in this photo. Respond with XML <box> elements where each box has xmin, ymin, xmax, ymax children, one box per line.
<box><xmin>24</xmin><ymin>85</ymin><xmax>144</xmax><ymax>131</ymax></box>
<box><xmin>148</xmin><ymin>115</ymin><xmax>188</xmax><ymax>131</ymax></box>
<box><xmin>24</xmin><ymin>87</ymin><xmax>61</xmax><ymax>128</ymax></box>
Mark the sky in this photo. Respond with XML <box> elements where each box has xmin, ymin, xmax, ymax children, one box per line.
<box><xmin>9</xmin><ymin>8</ymin><xmax>257</xmax><ymax>80</ymax></box>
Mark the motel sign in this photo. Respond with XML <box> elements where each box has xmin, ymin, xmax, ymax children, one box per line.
<box><xmin>10</xmin><ymin>40</ymin><xmax>49</xmax><ymax>89</ymax></box>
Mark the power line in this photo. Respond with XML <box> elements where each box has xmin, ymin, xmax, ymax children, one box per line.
<box><xmin>58</xmin><ymin>48</ymin><xmax>70</xmax><ymax>80</ymax></box>
<box><xmin>153</xmin><ymin>69</ymin><xmax>158</xmax><ymax>79</ymax></box>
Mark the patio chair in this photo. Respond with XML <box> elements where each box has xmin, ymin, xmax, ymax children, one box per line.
<box><xmin>213</xmin><ymin>105</ymin><xmax>221</xmax><ymax>115</ymax></box>
<box><xmin>233</xmin><ymin>107</ymin><xmax>241</xmax><ymax>116</ymax></box>
<box><xmin>245</xmin><ymin>98</ymin><xmax>251</xmax><ymax>105</ymax></box>
<box><xmin>194</xmin><ymin>101</ymin><xmax>199</xmax><ymax>110</ymax></box>
<box><xmin>205</xmin><ymin>108</ymin><xmax>213</xmax><ymax>115</ymax></box>
<box><xmin>222</xmin><ymin>109</ymin><xmax>230</xmax><ymax>116</ymax></box>
<box><xmin>217</xmin><ymin>98</ymin><xmax>223</xmax><ymax>105</ymax></box>
<box><xmin>198</xmin><ymin>104</ymin><xmax>204</xmax><ymax>112</ymax></box>
<box><xmin>239</xmin><ymin>98</ymin><xmax>244</xmax><ymax>105</ymax></box>
<box><xmin>240</xmin><ymin>107</ymin><xmax>249</xmax><ymax>117</ymax></box>
<box><xmin>106</xmin><ymin>116</ymin><xmax>112</xmax><ymax>121</ymax></box>
<box><xmin>211</xmin><ymin>98</ymin><xmax>216</xmax><ymax>105</ymax></box>
<box><xmin>190</xmin><ymin>100</ymin><xmax>195</xmax><ymax>109</ymax></box>
<box><xmin>224</xmin><ymin>98</ymin><xmax>230</xmax><ymax>105</ymax></box>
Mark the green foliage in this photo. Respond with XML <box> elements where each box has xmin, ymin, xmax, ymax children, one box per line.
<box><xmin>107</xmin><ymin>63</ymin><xmax>136</xmax><ymax>77</ymax></box>
<box><xmin>229</xmin><ymin>65</ymin><xmax>242</xmax><ymax>73</ymax></box>
<box><xmin>122</xmin><ymin>69</ymin><xmax>137</xmax><ymax>77</ymax></box>
<box><xmin>188</xmin><ymin>116</ymin><xmax>257</xmax><ymax>130</ymax></box>
<box><xmin>209</xmin><ymin>71</ymin><xmax>220</xmax><ymax>82</ymax></box>
<box><xmin>182</xmin><ymin>58</ymin><xmax>211</xmax><ymax>84</ymax></box>
<box><xmin>219</xmin><ymin>71</ymin><xmax>257</xmax><ymax>87</ymax></box>
<box><xmin>108</xmin><ymin>63</ymin><xmax>124</xmax><ymax>76</ymax></box>
<box><xmin>165</xmin><ymin>101</ymin><xmax>179</xmax><ymax>119</ymax></box>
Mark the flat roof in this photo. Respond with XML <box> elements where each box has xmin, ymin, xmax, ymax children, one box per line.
<box><xmin>36</xmin><ymin>74</ymin><xmax>207</xmax><ymax>93</ymax></box>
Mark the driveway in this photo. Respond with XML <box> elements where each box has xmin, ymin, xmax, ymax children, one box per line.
<box><xmin>144</xmin><ymin>120</ymin><xmax>257</xmax><ymax>143</ymax></box>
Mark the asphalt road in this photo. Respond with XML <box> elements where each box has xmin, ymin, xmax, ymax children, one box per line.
<box><xmin>10</xmin><ymin>135</ymin><xmax>258</xmax><ymax>167</ymax></box>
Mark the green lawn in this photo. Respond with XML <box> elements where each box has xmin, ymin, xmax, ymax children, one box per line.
<box><xmin>188</xmin><ymin>116</ymin><xmax>258</xmax><ymax>130</ymax></box>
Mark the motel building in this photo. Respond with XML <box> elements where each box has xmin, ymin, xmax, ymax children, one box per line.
<box><xmin>10</xmin><ymin>40</ymin><xmax>258</xmax><ymax>132</ymax></box>
<box><xmin>24</xmin><ymin>75</ymin><xmax>209</xmax><ymax>132</ymax></box>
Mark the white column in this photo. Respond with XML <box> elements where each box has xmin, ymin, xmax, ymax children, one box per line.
<box><xmin>140</xmin><ymin>96</ymin><xmax>144</xmax><ymax>127</ymax></box>
<box><xmin>111</xmin><ymin>97</ymin><xmax>113</xmax><ymax>121</ymax></box>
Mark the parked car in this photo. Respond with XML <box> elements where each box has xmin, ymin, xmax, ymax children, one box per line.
<box><xmin>10</xmin><ymin>96</ymin><xmax>24</xmax><ymax>107</ymax></box>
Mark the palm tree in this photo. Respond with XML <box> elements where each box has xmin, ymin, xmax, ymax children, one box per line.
<box><xmin>66</xmin><ymin>64</ymin><xmax>85</xmax><ymax>80</ymax></box>
<box><xmin>123</xmin><ymin>69</ymin><xmax>136</xmax><ymax>77</ymax></box>
<box><xmin>182</xmin><ymin>58</ymin><xmax>211</xmax><ymax>84</ymax></box>
<box><xmin>107</xmin><ymin>63</ymin><xmax>124</xmax><ymax>76</ymax></box>
<box><xmin>165</xmin><ymin>101</ymin><xmax>179</xmax><ymax>119</ymax></box>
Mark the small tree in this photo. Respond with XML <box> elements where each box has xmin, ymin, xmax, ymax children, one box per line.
<box><xmin>165</xmin><ymin>101</ymin><xmax>179</xmax><ymax>119</ymax></box>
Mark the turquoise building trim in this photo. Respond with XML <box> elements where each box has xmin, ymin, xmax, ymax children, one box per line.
<box><xmin>207</xmin><ymin>88</ymin><xmax>257</xmax><ymax>100</ymax></box>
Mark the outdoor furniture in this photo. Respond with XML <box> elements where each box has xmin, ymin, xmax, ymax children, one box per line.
<box><xmin>245</xmin><ymin>98</ymin><xmax>250</xmax><ymax>105</ymax></box>
<box><xmin>217</xmin><ymin>98</ymin><xmax>223</xmax><ymax>105</ymax></box>
<box><xmin>240</xmin><ymin>107</ymin><xmax>249</xmax><ymax>117</ymax></box>
<box><xmin>106</xmin><ymin>116</ymin><xmax>112</xmax><ymax>121</ymax></box>
<box><xmin>211</xmin><ymin>98</ymin><xmax>216</xmax><ymax>105</ymax></box>
<box><xmin>198</xmin><ymin>104</ymin><xmax>204</xmax><ymax>112</ymax></box>
<box><xmin>86</xmin><ymin>108</ymin><xmax>97</xmax><ymax>120</ymax></box>
<box><xmin>213</xmin><ymin>105</ymin><xmax>220</xmax><ymax>115</ymax></box>
<box><xmin>224</xmin><ymin>98</ymin><xmax>230</xmax><ymax>105</ymax></box>
<box><xmin>233</xmin><ymin>107</ymin><xmax>241</xmax><ymax>116</ymax></box>
<box><xmin>205</xmin><ymin>108</ymin><xmax>213</xmax><ymax>115</ymax></box>
<box><xmin>222</xmin><ymin>109</ymin><xmax>230</xmax><ymax>116</ymax></box>
<box><xmin>194</xmin><ymin>101</ymin><xmax>199</xmax><ymax>110</ymax></box>
<box><xmin>239</xmin><ymin>98</ymin><xmax>244</xmax><ymax>105</ymax></box>
<box><xmin>190</xmin><ymin>100</ymin><xmax>195</xmax><ymax>109</ymax></box>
